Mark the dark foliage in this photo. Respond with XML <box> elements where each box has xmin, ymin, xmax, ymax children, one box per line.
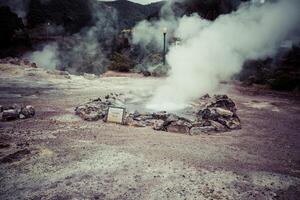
<box><xmin>27</xmin><ymin>0</ymin><xmax>93</xmax><ymax>33</ymax></box>
<box><xmin>239</xmin><ymin>45</ymin><xmax>300</xmax><ymax>91</ymax></box>
<box><xmin>0</xmin><ymin>6</ymin><xmax>30</xmax><ymax>57</ymax></box>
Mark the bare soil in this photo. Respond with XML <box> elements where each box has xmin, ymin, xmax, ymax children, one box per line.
<box><xmin>0</xmin><ymin>64</ymin><xmax>300</xmax><ymax>200</ymax></box>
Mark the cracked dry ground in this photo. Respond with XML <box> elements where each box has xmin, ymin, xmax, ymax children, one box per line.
<box><xmin>0</xmin><ymin>71</ymin><xmax>300</xmax><ymax>199</ymax></box>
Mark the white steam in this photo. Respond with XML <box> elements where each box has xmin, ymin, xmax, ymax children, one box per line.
<box><xmin>29</xmin><ymin>43</ymin><xmax>60</xmax><ymax>70</ymax></box>
<box><xmin>26</xmin><ymin>2</ymin><xmax>118</xmax><ymax>74</ymax></box>
<box><xmin>144</xmin><ymin>0</ymin><xmax>300</xmax><ymax>111</ymax></box>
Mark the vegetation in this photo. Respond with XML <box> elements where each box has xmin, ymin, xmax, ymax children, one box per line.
<box><xmin>108</xmin><ymin>52</ymin><xmax>135</xmax><ymax>72</ymax></box>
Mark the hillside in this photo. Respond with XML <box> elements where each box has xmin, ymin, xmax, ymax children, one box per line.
<box><xmin>101</xmin><ymin>0</ymin><xmax>164</xmax><ymax>29</ymax></box>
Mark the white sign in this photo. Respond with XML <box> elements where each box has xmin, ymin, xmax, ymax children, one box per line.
<box><xmin>106</xmin><ymin>107</ymin><xmax>125</xmax><ymax>124</ymax></box>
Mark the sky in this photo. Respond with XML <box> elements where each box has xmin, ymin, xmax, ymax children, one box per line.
<box><xmin>98</xmin><ymin>0</ymin><xmax>163</xmax><ymax>5</ymax></box>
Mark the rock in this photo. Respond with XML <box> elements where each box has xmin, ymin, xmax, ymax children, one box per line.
<box><xmin>12</xmin><ymin>104</ymin><xmax>22</xmax><ymax>113</ymax></box>
<box><xmin>197</xmin><ymin>108</ymin><xmax>218</xmax><ymax>120</ymax></box>
<box><xmin>80</xmin><ymin>111</ymin><xmax>101</xmax><ymax>121</ymax></box>
<box><xmin>132</xmin><ymin>111</ymin><xmax>141</xmax><ymax>118</ymax></box>
<box><xmin>9</xmin><ymin>58</ymin><xmax>21</xmax><ymax>65</ymax></box>
<box><xmin>200</xmin><ymin>94</ymin><xmax>210</xmax><ymax>100</ymax></box>
<box><xmin>2</xmin><ymin>109</ymin><xmax>19</xmax><ymax>121</ymax></box>
<box><xmin>142</xmin><ymin>71</ymin><xmax>151</xmax><ymax>77</ymax></box>
<box><xmin>210</xmin><ymin>95</ymin><xmax>236</xmax><ymax>112</ymax></box>
<box><xmin>167</xmin><ymin>120</ymin><xmax>191</xmax><ymax>134</ymax></box>
<box><xmin>20</xmin><ymin>105</ymin><xmax>35</xmax><ymax>118</ymax></box>
<box><xmin>192</xmin><ymin>120</ymin><xmax>212</xmax><ymax>127</ymax></box>
<box><xmin>217</xmin><ymin>117</ymin><xmax>241</xmax><ymax>130</ymax></box>
<box><xmin>215</xmin><ymin>107</ymin><xmax>233</xmax><ymax>118</ymax></box>
<box><xmin>127</xmin><ymin>116</ymin><xmax>153</xmax><ymax>127</ymax></box>
<box><xmin>31</xmin><ymin>63</ymin><xmax>37</xmax><ymax>68</ymax></box>
<box><xmin>210</xmin><ymin>120</ymin><xmax>228</xmax><ymax>132</ymax></box>
<box><xmin>0</xmin><ymin>105</ymin><xmax>3</xmax><ymax>112</ymax></box>
<box><xmin>19</xmin><ymin>114</ymin><xmax>26</xmax><ymax>119</ymax></box>
<box><xmin>134</xmin><ymin>115</ymin><xmax>153</xmax><ymax>121</ymax></box>
<box><xmin>150</xmin><ymin>63</ymin><xmax>169</xmax><ymax>77</ymax></box>
<box><xmin>153</xmin><ymin>120</ymin><xmax>165</xmax><ymax>131</ymax></box>
<box><xmin>165</xmin><ymin>114</ymin><xmax>179</xmax><ymax>124</ymax></box>
<box><xmin>23</xmin><ymin>59</ymin><xmax>30</xmax><ymax>66</ymax></box>
<box><xmin>76</xmin><ymin>105</ymin><xmax>104</xmax><ymax>121</ymax></box>
<box><xmin>83</xmin><ymin>73</ymin><xmax>98</xmax><ymax>80</ymax></box>
<box><xmin>226</xmin><ymin>118</ymin><xmax>241</xmax><ymax>130</ymax></box>
<box><xmin>128</xmin><ymin>120</ymin><xmax>147</xmax><ymax>127</ymax></box>
<box><xmin>125</xmin><ymin>116</ymin><xmax>134</xmax><ymax>125</ymax></box>
<box><xmin>190</xmin><ymin>126</ymin><xmax>215</xmax><ymax>135</ymax></box>
<box><xmin>75</xmin><ymin>94</ymin><xmax>126</xmax><ymax>121</ymax></box>
<box><xmin>152</xmin><ymin>111</ymin><xmax>169</xmax><ymax>120</ymax></box>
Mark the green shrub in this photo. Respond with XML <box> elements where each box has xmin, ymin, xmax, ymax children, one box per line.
<box><xmin>108</xmin><ymin>52</ymin><xmax>135</xmax><ymax>72</ymax></box>
<box><xmin>268</xmin><ymin>73</ymin><xmax>300</xmax><ymax>91</ymax></box>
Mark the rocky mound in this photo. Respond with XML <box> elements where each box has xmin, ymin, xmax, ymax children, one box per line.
<box><xmin>75</xmin><ymin>93</ymin><xmax>126</xmax><ymax>121</ymax></box>
<box><xmin>0</xmin><ymin>57</ymin><xmax>37</xmax><ymax>68</ymax></box>
<box><xmin>0</xmin><ymin>104</ymin><xmax>35</xmax><ymax>121</ymax></box>
<box><xmin>75</xmin><ymin>94</ymin><xmax>241</xmax><ymax>135</ymax></box>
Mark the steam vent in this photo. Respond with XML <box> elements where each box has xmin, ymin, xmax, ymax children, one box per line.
<box><xmin>75</xmin><ymin>93</ymin><xmax>241</xmax><ymax>135</ymax></box>
<box><xmin>1</xmin><ymin>0</ymin><xmax>300</xmax><ymax>199</ymax></box>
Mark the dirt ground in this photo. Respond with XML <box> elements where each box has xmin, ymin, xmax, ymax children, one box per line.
<box><xmin>0</xmin><ymin>64</ymin><xmax>300</xmax><ymax>200</ymax></box>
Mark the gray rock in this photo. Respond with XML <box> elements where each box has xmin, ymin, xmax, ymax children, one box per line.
<box><xmin>167</xmin><ymin>120</ymin><xmax>191</xmax><ymax>134</ymax></box>
<box><xmin>134</xmin><ymin>114</ymin><xmax>153</xmax><ymax>121</ymax></box>
<box><xmin>192</xmin><ymin>120</ymin><xmax>212</xmax><ymax>127</ymax></box>
<box><xmin>20</xmin><ymin>105</ymin><xmax>35</xmax><ymax>118</ymax></box>
<box><xmin>23</xmin><ymin>59</ymin><xmax>30</xmax><ymax>65</ymax></box>
<box><xmin>210</xmin><ymin>95</ymin><xmax>236</xmax><ymax>112</ymax></box>
<box><xmin>19</xmin><ymin>114</ymin><xmax>26</xmax><ymax>119</ymax></box>
<box><xmin>200</xmin><ymin>94</ymin><xmax>210</xmax><ymax>100</ymax></box>
<box><xmin>12</xmin><ymin>104</ymin><xmax>22</xmax><ymax>113</ymax></box>
<box><xmin>152</xmin><ymin>111</ymin><xmax>169</xmax><ymax>120</ymax></box>
<box><xmin>153</xmin><ymin>120</ymin><xmax>165</xmax><ymax>131</ymax></box>
<box><xmin>165</xmin><ymin>114</ymin><xmax>179</xmax><ymax>124</ymax></box>
<box><xmin>80</xmin><ymin>111</ymin><xmax>101</xmax><ymax>121</ymax></box>
<box><xmin>215</xmin><ymin>107</ymin><xmax>233</xmax><ymax>118</ymax></box>
<box><xmin>132</xmin><ymin>111</ymin><xmax>141</xmax><ymax>118</ymax></box>
<box><xmin>2</xmin><ymin>109</ymin><xmax>19</xmax><ymax>121</ymax></box>
<box><xmin>30</xmin><ymin>63</ymin><xmax>37</xmax><ymax>68</ymax></box>
<box><xmin>129</xmin><ymin>120</ymin><xmax>147</xmax><ymax>127</ymax></box>
<box><xmin>226</xmin><ymin>118</ymin><xmax>241</xmax><ymax>130</ymax></box>
<box><xmin>142</xmin><ymin>71</ymin><xmax>151</xmax><ymax>77</ymax></box>
<box><xmin>217</xmin><ymin>117</ymin><xmax>241</xmax><ymax>130</ymax></box>
<box><xmin>197</xmin><ymin>108</ymin><xmax>218</xmax><ymax>120</ymax></box>
<box><xmin>210</xmin><ymin>120</ymin><xmax>228</xmax><ymax>132</ymax></box>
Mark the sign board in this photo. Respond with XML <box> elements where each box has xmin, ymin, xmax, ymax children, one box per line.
<box><xmin>106</xmin><ymin>106</ymin><xmax>125</xmax><ymax>124</ymax></box>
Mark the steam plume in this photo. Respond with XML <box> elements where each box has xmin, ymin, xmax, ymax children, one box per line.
<box><xmin>145</xmin><ymin>0</ymin><xmax>300</xmax><ymax>111</ymax></box>
<box><xmin>25</xmin><ymin>0</ymin><xmax>118</xmax><ymax>74</ymax></box>
<box><xmin>29</xmin><ymin>43</ymin><xmax>60</xmax><ymax>70</ymax></box>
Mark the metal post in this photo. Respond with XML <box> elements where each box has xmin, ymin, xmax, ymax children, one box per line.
<box><xmin>163</xmin><ymin>32</ymin><xmax>166</xmax><ymax>65</ymax></box>
<box><xmin>46</xmin><ymin>22</ymin><xmax>50</xmax><ymax>41</ymax></box>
